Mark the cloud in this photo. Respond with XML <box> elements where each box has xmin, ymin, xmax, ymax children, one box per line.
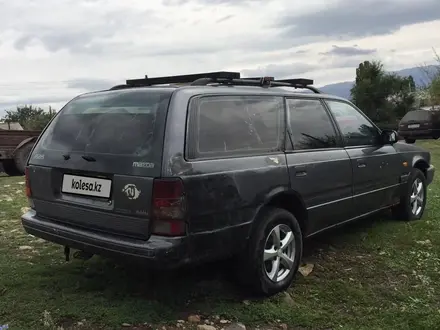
<box><xmin>10</xmin><ymin>6</ymin><xmax>159</xmax><ymax>54</ymax></box>
<box><xmin>240</xmin><ymin>55</ymin><xmax>376</xmax><ymax>80</ymax></box>
<box><xmin>277</xmin><ymin>0</ymin><xmax>440</xmax><ymax>39</ymax></box>
<box><xmin>320</xmin><ymin>45</ymin><xmax>377</xmax><ymax>56</ymax></box>
<box><xmin>0</xmin><ymin>0</ymin><xmax>439</xmax><ymax>112</ymax></box>
<box><xmin>241</xmin><ymin>63</ymin><xmax>318</xmax><ymax>79</ymax></box>
<box><xmin>216</xmin><ymin>14</ymin><xmax>234</xmax><ymax>23</ymax></box>
<box><xmin>163</xmin><ymin>0</ymin><xmax>264</xmax><ymax>5</ymax></box>
<box><xmin>66</xmin><ymin>78</ymin><xmax>119</xmax><ymax>92</ymax></box>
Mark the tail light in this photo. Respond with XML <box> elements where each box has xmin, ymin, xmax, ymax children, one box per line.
<box><xmin>151</xmin><ymin>178</ymin><xmax>186</xmax><ymax>236</ymax></box>
<box><xmin>25</xmin><ymin>167</ymin><xmax>34</xmax><ymax>209</ymax></box>
<box><xmin>25</xmin><ymin>167</ymin><xmax>32</xmax><ymax>198</ymax></box>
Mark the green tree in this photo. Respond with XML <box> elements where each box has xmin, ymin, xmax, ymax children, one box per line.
<box><xmin>387</xmin><ymin>74</ymin><xmax>416</xmax><ymax>118</ymax></box>
<box><xmin>350</xmin><ymin>60</ymin><xmax>416</xmax><ymax>123</ymax></box>
<box><xmin>1</xmin><ymin>105</ymin><xmax>56</xmax><ymax>130</ymax></box>
<box><xmin>428</xmin><ymin>50</ymin><xmax>440</xmax><ymax>107</ymax></box>
<box><xmin>418</xmin><ymin>48</ymin><xmax>440</xmax><ymax>108</ymax></box>
<box><xmin>350</xmin><ymin>60</ymin><xmax>388</xmax><ymax>120</ymax></box>
<box><xmin>430</xmin><ymin>76</ymin><xmax>440</xmax><ymax>106</ymax></box>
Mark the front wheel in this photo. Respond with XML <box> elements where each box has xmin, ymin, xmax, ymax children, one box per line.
<box><xmin>392</xmin><ymin>168</ymin><xmax>427</xmax><ymax>221</ymax></box>
<box><xmin>237</xmin><ymin>207</ymin><xmax>303</xmax><ymax>296</ymax></box>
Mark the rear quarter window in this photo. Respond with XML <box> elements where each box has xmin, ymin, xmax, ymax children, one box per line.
<box><xmin>186</xmin><ymin>95</ymin><xmax>284</xmax><ymax>159</ymax></box>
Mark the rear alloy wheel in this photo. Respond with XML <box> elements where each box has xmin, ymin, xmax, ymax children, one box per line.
<box><xmin>392</xmin><ymin>168</ymin><xmax>427</xmax><ymax>221</ymax></box>
<box><xmin>237</xmin><ymin>207</ymin><xmax>303</xmax><ymax>296</ymax></box>
<box><xmin>263</xmin><ymin>224</ymin><xmax>296</xmax><ymax>283</ymax></box>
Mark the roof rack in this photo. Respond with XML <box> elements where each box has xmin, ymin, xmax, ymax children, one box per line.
<box><xmin>110</xmin><ymin>71</ymin><xmax>321</xmax><ymax>93</ymax></box>
<box><xmin>126</xmin><ymin>71</ymin><xmax>240</xmax><ymax>87</ymax></box>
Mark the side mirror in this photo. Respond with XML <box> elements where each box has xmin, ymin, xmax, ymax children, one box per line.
<box><xmin>381</xmin><ymin>129</ymin><xmax>398</xmax><ymax>145</ymax></box>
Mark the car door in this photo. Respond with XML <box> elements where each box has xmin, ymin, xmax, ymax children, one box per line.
<box><xmin>285</xmin><ymin>97</ymin><xmax>354</xmax><ymax>234</ymax></box>
<box><xmin>324</xmin><ymin>99</ymin><xmax>402</xmax><ymax>217</ymax></box>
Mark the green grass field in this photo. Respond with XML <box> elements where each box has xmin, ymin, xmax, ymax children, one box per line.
<box><xmin>1</xmin><ymin>141</ymin><xmax>440</xmax><ymax>330</ymax></box>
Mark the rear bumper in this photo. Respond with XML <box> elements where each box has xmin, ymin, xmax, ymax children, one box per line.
<box><xmin>427</xmin><ymin>165</ymin><xmax>435</xmax><ymax>185</ymax></box>
<box><xmin>398</xmin><ymin>129</ymin><xmax>440</xmax><ymax>139</ymax></box>
<box><xmin>21</xmin><ymin>210</ymin><xmax>191</xmax><ymax>268</ymax></box>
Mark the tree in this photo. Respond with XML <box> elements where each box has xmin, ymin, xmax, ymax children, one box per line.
<box><xmin>428</xmin><ymin>49</ymin><xmax>440</xmax><ymax>107</ymax></box>
<box><xmin>430</xmin><ymin>76</ymin><xmax>440</xmax><ymax>107</ymax></box>
<box><xmin>1</xmin><ymin>105</ymin><xmax>56</xmax><ymax>130</ymax></box>
<box><xmin>386</xmin><ymin>74</ymin><xmax>416</xmax><ymax>118</ymax></box>
<box><xmin>350</xmin><ymin>61</ymin><xmax>388</xmax><ymax>120</ymax></box>
<box><xmin>418</xmin><ymin>48</ymin><xmax>440</xmax><ymax>108</ymax></box>
<box><xmin>350</xmin><ymin>60</ymin><xmax>416</xmax><ymax>123</ymax></box>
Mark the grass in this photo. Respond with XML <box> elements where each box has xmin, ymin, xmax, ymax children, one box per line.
<box><xmin>1</xmin><ymin>140</ymin><xmax>440</xmax><ymax>330</ymax></box>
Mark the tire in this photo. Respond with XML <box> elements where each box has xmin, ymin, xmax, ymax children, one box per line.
<box><xmin>391</xmin><ymin>168</ymin><xmax>427</xmax><ymax>221</ymax></box>
<box><xmin>405</xmin><ymin>138</ymin><xmax>416</xmax><ymax>144</ymax></box>
<box><xmin>13</xmin><ymin>142</ymin><xmax>34</xmax><ymax>175</ymax></box>
<box><xmin>1</xmin><ymin>160</ymin><xmax>21</xmax><ymax>176</ymax></box>
<box><xmin>236</xmin><ymin>207</ymin><xmax>303</xmax><ymax>296</ymax></box>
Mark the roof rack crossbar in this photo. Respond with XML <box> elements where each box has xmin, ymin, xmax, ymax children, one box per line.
<box><xmin>205</xmin><ymin>78</ymin><xmax>321</xmax><ymax>93</ymax></box>
<box><xmin>233</xmin><ymin>77</ymin><xmax>320</xmax><ymax>93</ymax></box>
<box><xmin>126</xmin><ymin>71</ymin><xmax>240</xmax><ymax>87</ymax></box>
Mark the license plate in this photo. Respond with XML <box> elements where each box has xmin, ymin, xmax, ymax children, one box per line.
<box><xmin>408</xmin><ymin>124</ymin><xmax>420</xmax><ymax>128</ymax></box>
<box><xmin>62</xmin><ymin>174</ymin><xmax>112</xmax><ymax>198</ymax></box>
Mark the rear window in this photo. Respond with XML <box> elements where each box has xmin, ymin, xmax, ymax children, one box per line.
<box><xmin>30</xmin><ymin>89</ymin><xmax>172</xmax><ymax>174</ymax></box>
<box><xmin>401</xmin><ymin>110</ymin><xmax>432</xmax><ymax>122</ymax></box>
<box><xmin>187</xmin><ymin>95</ymin><xmax>284</xmax><ymax>159</ymax></box>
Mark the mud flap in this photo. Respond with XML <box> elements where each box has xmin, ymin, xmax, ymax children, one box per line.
<box><xmin>64</xmin><ymin>246</ymin><xmax>70</xmax><ymax>261</ymax></box>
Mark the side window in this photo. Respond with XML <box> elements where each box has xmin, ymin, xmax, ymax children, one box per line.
<box><xmin>287</xmin><ymin>98</ymin><xmax>338</xmax><ymax>150</ymax></box>
<box><xmin>326</xmin><ymin>100</ymin><xmax>380</xmax><ymax>147</ymax></box>
<box><xmin>187</xmin><ymin>95</ymin><xmax>284</xmax><ymax>159</ymax></box>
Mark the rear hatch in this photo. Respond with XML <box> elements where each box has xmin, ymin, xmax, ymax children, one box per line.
<box><xmin>27</xmin><ymin>88</ymin><xmax>173</xmax><ymax>239</ymax></box>
<box><xmin>399</xmin><ymin>110</ymin><xmax>432</xmax><ymax>132</ymax></box>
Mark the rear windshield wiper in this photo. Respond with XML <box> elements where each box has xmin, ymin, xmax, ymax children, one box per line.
<box><xmin>82</xmin><ymin>155</ymin><xmax>96</xmax><ymax>162</ymax></box>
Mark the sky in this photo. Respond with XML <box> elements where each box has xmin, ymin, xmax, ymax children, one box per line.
<box><xmin>0</xmin><ymin>0</ymin><xmax>440</xmax><ymax>117</ymax></box>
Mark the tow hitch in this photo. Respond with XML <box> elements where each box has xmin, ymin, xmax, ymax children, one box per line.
<box><xmin>73</xmin><ymin>250</ymin><xmax>94</xmax><ymax>261</ymax></box>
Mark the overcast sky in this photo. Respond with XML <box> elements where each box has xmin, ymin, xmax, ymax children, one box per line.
<box><xmin>1</xmin><ymin>0</ymin><xmax>440</xmax><ymax>116</ymax></box>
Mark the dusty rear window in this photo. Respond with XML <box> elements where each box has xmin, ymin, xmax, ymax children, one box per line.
<box><xmin>37</xmin><ymin>89</ymin><xmax>171</xmax><ymax>157</ymax></box>
<box><xmin>401</xmin><ymin>110</ymin><xmax>432</xmax><ymax>122</ymax></box>
<box><xmin>30</xmin><ymin>89</ymin><xmax>172</xmax><ymax>176</ymax></box>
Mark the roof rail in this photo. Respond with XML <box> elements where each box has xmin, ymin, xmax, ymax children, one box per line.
<box><xmin>111</xmin><ymin>71</ymin><xmax>320</xmax><ymax>94</ymax></box>
<box><xmin>243</xmin><ymin>77</ymin><xmax>320</xmax><ymax>93</ymax></box>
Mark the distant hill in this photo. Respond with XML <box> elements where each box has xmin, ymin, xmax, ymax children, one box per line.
<box><xmin>319</xmin><ymin>65</ymin><xmax>439</xmax><ymax>99</ymax></box>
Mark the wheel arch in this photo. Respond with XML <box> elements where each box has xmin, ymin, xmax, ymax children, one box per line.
<box><xmin>13</xmin><ymin>136</ymin><xmax>36</xmax><ymax>155</ymax></box>
<box><xmin>413</xmin><ymin>157</ymin><xmax>430</xmax><ymax>178</ymax></box>
<box><xmin>250</xmin><ymin>187</ymin><xmax>309</xmax><ymax>237</ymax></box>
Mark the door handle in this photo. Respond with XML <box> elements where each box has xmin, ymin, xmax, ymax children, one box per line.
<box><xmin>357</xmin><ymin>159</ymin><xmax>367</xmax><ymax>168</ymax></box>
<box><xmin>294</xmin><ymin>165</ymin><xmax>307</xmax><ymax>177</ymax></box>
